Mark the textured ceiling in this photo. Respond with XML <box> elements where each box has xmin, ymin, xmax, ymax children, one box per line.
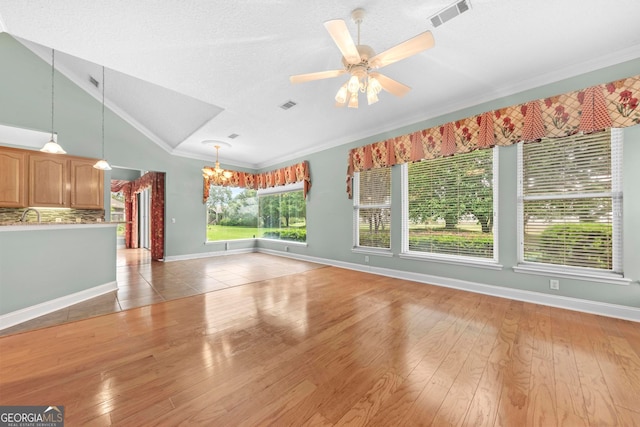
<box><xmin>0</xmin><ymin>0</ymin><xmax>639</xmax><ymax>169</ymax></box>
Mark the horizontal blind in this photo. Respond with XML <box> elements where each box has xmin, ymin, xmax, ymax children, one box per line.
<box><xmin>520</xmin><ymin>129</ymin><xmax>622</xmax><ymax>272</ymax></box>
<box><xmin>405</xmin><ymin>148</ymin><xmax>494</xmax><ymax>259</ymax></box>
<box><xmin>355</xmin><ymin>168</ymin><xmax>391</xmax><ymax>249</ymax></box>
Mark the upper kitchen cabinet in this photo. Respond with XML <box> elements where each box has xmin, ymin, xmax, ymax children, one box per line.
<box><xmin>70</xmin><ymin>159</ymin><xmax>104</xmax><ymax>209</ymax></box>
<box><xmin>0</xmin><ymin>146</ymin><xmax>104</xmax><ymax>209</ymax></box>
<box><xmin>28</xmin><ymin>153</ymin><xmax>68</xmax><ymax>207</ymax></box>
<box><xmin>0</xmin><ymin>146</ymin><xmax>28</xmax><ymax>208</ymax></box>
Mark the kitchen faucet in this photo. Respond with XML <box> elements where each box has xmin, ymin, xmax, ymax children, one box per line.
<box><xmin>19</xmin><ymin>207</ymin><xmax>41</xmax><ymax>223</ymax></box>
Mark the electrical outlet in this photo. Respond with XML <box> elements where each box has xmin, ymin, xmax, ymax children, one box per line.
<box><xmin>284</xmin><ymin>246</ymin><xmax>289</xmax><ymax>252</ymax></box>
<box><xmin>550</xmin><ymin>279</ymin><xmax>560</xmax><ymax>290</ymax></box>
<box><xmin>364</xmin><ymin>255</ymin><xmax>369</xmax><ymax>263</ymax></box>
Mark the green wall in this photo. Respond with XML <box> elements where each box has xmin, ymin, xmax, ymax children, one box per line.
<box><xmin>1</xmin><ymin>33</ymin><xmax>638</xmax><ymax>311</ymax></box>
<box><xmin>0</xmin><ymin>225</ymin><xmax>117</xmax><ymax>314</ymax></box>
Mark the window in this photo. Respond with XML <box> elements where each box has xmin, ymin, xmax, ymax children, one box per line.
<box><xmin>354</xmin><ymin>168</ymin><xmax>391</xmax><ymax>249</ymax></box>
<box><xmin>206</xmin><ymin>182</ymin><xmax>306</xmax><ymax>242</ymax></box>
<box><xmin>206</xmin><ymin>186</ymin><xmax>258</xmax><ymax>241</ymax></box>
<box><xmin>258</xmin><ymin>183</ymin><xmax>306</xmax><ymax>242</ymax></box>
<box><xmin>402</xmin><ymin>148</ymin><xmax>496</xmax><ymax>260</ymax></box>
<box><xmin>517</xmin><ymin>129</ymin><xmax>622</xmax><ymax>273</ymax></box>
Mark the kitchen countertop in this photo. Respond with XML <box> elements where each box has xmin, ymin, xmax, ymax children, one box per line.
<box><xmin>0</xmin><ymin>222</ymin><xmax>117</xmax><ymax>231</ymax></box>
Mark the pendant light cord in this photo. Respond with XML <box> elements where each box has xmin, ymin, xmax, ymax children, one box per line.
<box><xmin>102</xmin><ymin>66</ymin><xmax>105</xmax><ymax>158</ymax></box>
<box><xmin>51</xmin><ymin>49</ymin><xmax>55</xmax><ymax>138</ymax></box>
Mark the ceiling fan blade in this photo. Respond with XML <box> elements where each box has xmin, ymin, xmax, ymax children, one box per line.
<box><xmin>323</xmin><ymin>19</ymin><xmax>361</xmax><ymax>65</ymax></box>
<box><xmin>290</xmin><ymin>69</ymin><xmax>346</xmax><ymax>84</ymax></box>
<box><xmin>369</xmin><ymin>31</ymin><xmax>435</xmax><ymax>69</ymax></box>
<box><xmin>370</xmin><ymin>72</ymin><xmax>411</xmax><ymax>97</ymax></box>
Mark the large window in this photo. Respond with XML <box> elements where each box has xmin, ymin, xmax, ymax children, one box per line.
<box><xmin>518</xmin><ymin>129</ymin><xmax>622</xmax><ymax>273</ymax></box>
<box><xmin>403</xmin><ymin>148</ymin><xmax>496</xmax><ymax>260</ymax></box>
<box><xmin>258</xmin><ymin>184</ymin><xmax>306</xmax><ymax>242</ymax></box>
<box><xmin>354</xmin><ymin>168</ymin><xmax>391</xmax><ymax>249</ymax></box>
<box><xmin>206</xmin><ymin>183</ymin><xmax>306</xmax><ymax>242</ymax></box>
<box><xmin>206</xmin><ymin>186</ymin><xmax>258</xmax><ymax>241</ymax></box>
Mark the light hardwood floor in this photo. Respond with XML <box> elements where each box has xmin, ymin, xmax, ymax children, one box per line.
<box><xmin>0</xmin><ymin>254</ymin><xmax>639</xmax><ymax>426</ymax></box>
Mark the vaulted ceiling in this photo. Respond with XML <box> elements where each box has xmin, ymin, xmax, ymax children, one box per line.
<box><xmin>1</xmin><ymin>0</ymin><xmax>639</xmax><ymax>168</ymax></box>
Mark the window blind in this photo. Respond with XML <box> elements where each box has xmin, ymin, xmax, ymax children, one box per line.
<box><xmin>354</xmin><ymin>168</ymin><xmax>391</xmax><ymax>249</ymax></box>
<box><xmin>518</xmin><ymin>129</ymin><xmax>622</xmax><ymax>272</ymax></box>
<box><xmin>404</xmin><ymin>148</ymin><xmax>495</xmax><ymax>259</ymax></box>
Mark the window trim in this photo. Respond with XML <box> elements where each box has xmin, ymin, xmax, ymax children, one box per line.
<box><xmin>400</xmin><ymin>147</ymin><xmax>499</xmax><ymax>264</ymax></box>
<box><xmin>515</xmin><ymin>128</ymin><xmax>623</xmax><ymax>278</ymax></box>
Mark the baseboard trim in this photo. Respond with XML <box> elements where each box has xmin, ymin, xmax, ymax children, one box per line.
<box><xmin>0</xmin><ymin>282</ymin><xmax>118</xmax><ymax>331</ymax></box>
<box><xmin>164</xmin><ymin>248</ymin><xmax>256</xmax><ymax>262</ymax></box>
<box><xmin>257</xmin><ymin>249</ymin><xmax>640</xmax><ymax>323</ymax></box>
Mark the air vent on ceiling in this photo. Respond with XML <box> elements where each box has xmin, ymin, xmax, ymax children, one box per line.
<box><xmin>280</xmin><ymin>100</ymin><xmax>297</xmax><ymax>110</ymax></box>
<box><xmin>89</xmin><ymin>75</ymin><xmax>100</xmax><ymax>88</ymax></box>
<box><xmin>429</xmin><ymin>0</ymin><xmax>471</xmax><ymax>28</ymax></box>
<box><xmin>227</xmin><ymin>133</ymin><xmax>239</xmax><ymax>139</ymax></box>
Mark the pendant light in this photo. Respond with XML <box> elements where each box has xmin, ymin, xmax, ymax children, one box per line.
<box><xmin>40</xmin><ymin>49</ymin><xmax>66</xmax><ymax>154</ymax></box>
<box><xmin>93</xmin><ymin>66</ymin><xmax>112</xmax><ymax>170</ymax></box>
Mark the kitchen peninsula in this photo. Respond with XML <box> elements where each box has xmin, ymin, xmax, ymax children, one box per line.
<box><xmin>0</xmin><ymin>222</ymin><xmax>117</xmax><ymax>330</ymax></box>
<box><xmin>0</xmin><ymin>142</ymin><xmax>117</xmax><ymax>330</ymax></box>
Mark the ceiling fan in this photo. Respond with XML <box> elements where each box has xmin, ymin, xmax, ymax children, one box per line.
<box><xmin>290</xmin><ymin>8</ymin><xmax>435</xmax><ymax>108</ymax></box>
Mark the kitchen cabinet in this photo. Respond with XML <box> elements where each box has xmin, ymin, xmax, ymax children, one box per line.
<box><xmin>0</xmin><ymin>146</ymin><xmax>28</xmax><ymax>208</ymax></box>
<box><xmin>70</xmin><ymin>159</ymin><xmax>104</xmax><ymax>209</ymax></box>
<box><xmin>0</xmin><ymin>145</ymin><xmax>104</xmax><ymax>209</ymax></box>
<box><xmin>28</xmin><ymin>153</ymin><xmax>68</xmax><ymax>207</ymax></box>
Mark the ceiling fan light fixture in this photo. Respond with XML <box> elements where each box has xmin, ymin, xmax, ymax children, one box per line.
<box><xmin>367</xmin><ymin>87</ymin><xmax>379</xmax><ymax>105</ymax></box>
<box><xmin>335</xmin><ymin>83</ymin><xmax>348</xmax><ymax>104</ymax></box>
<box><xmin>348</xmin><ymin>92</ymin><xmax>359</xmax><ymax>109</ymax></box>
<box><xmin>347</xmin><ymin>74</ymin><xmax>361</xmax><ymax>94</ymax></box>
<box><xmin>290</xmin><ymin>8</ymin><xmax>435</xmax><ymax>109</ymax></box>
<box><xmin>368</xmin><ymin>76</ymin><xmax>382</xmax><ymax>94</ymax></box>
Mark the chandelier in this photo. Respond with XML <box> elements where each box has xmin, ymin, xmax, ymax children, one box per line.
<box><xmin>202</xmin><ymin>144</ymin><xmax>232</xmax><ymax>181</ymax></box>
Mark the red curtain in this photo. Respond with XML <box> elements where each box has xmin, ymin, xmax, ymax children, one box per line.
<box><xmin>119</xmin><ymin>172</ymin><xmax>165</xmax><ymax>260</ymax></box>
<box><xmin>150</xmin><ymin>173</ymin><xmax>165</xmax><ymax>260</ymax></box>
<box><xmin>346</xmin><ymin>73</ymin><xmax>640</xmax><ymax>198</ymax></box>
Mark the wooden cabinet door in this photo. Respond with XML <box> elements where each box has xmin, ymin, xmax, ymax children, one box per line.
<box><xmin>0</xmin><ymin>147</ymin><xmax>28</xmax><ymax>208</ymax></box>
<box><xmin>29</xmin><ymin>154</ymin><xmax>68</xmax><ymax>207</ymax></box>
<box><xmin>70</xmin><ymin>159</ymin><xmax>104</xmax><ymax>209</ymax></box>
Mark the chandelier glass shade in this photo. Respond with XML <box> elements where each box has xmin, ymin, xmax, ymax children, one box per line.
<box><xmin>40</xmin><ymin>49</ymin><xmax>66</xmax><ymax>154</ymax></box>
<box><xmin>202</xmin><ymin>145</ymin><xmax>233</xmax><ymax>181</ymax></box>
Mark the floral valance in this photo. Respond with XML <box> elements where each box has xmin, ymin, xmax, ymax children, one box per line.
<box><xmin>203</xmin><ymin>160</ymin><xmax>311</xmax><ymax>203</ymax></box>
<box><xmin>346</xmin><ymin>73</ymin><xmax>640</xmax><ymax>198</ymax></box>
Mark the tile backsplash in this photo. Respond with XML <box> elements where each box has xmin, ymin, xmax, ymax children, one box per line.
<box><xmin>0</xmin><ymin>207</ymin><xmax>105</xmax><ymax>223</ymax></box>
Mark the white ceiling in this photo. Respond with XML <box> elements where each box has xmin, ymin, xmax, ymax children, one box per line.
<box><xmin>1</xmin><ymin>0</ymin><xmax>639</xmax><ymax>169</ymax></box>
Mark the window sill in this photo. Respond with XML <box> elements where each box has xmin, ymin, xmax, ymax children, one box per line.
<box><xmin>204</xmin><ymin>238</ymin><xmax>255</xmax><ymax>245</ymax></box>
<box><xmin>257</xmin><ymin>238</ymin><xmax>308</xmax><ymax>247</ymax></box>
<box><xmin>352</xmin><ymin>248</ymin><xmax>394</xmax><ymax>257</ymax></box>
<box><xmin>513</xmin><ymin>264</ymin><xmax>633</xmax><ymax>286</ymax></box>
<box><xmin>399</xmin><ymin>252</ymin><xmax>503</xmax><ymax>270</ymax></box>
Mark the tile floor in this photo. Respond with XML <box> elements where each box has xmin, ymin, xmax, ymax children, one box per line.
<box><xmin>0</xmin><ymin>249</ymin><xmax>325</xmax><ymax>336</ymax></box>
